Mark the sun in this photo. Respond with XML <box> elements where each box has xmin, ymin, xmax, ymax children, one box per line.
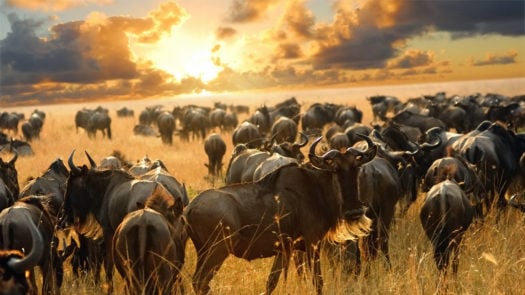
<box><xmin>143</xmin><ymin>33</ymin><xmax>222</xmax><ymax>83</ymax></box>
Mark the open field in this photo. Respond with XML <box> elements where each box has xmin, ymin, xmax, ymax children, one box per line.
<box><xmin>1</xmin><ymin>78</ymin><xmax>525</xmax><ymax>294</ymax></box>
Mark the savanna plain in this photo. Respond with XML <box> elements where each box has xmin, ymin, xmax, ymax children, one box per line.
<box><xmin>2</xmin><ymin>78</ymin><xmax>525</xmax><ymax>295</ymax></box>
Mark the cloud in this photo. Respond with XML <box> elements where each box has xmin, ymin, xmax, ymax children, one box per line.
<box><xmin>309</xmin><ymin>0</ymin><xmax>524</xmax><ymax>71</ymax></box>
<box><xmin>469</xmin><ymin>50</ymin><xmax>518</xmax><ymax>66</ymax></box>
<box><xmin>215</xmin><ymin>26</ymin><xmax>237</xmax><ymax>40</ymax></box>
<box><xmin>0</xmin><ymin>2</ymin><xmax>195</xmax><ymax>103</ymax></box>
<box><xmin>225</xmin><ymin>0</ymin><xmax>279</xmax><ymax>23</ymax></box>
<box><xmin>387</xmin><ymin>49</ymin><xmax>435</xmax><ymax>69</ymax></box>
<box><xmin>4</xmin><ymin>0</ymin><xmax>113</xmax><ymax>11</ymax></box>
<box><xmin>281</xmin><ymin>0</ymin><xmax>315</xmax><ymax>39</ymax></box>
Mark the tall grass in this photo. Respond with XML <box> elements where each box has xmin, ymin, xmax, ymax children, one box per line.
<box><xmin>3</xmin><ymin>88</ymin><xmax>524</xmax><ymax>295</ymax></box>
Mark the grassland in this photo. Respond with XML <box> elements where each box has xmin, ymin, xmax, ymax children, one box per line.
<box><xmin>2</xmin><ymin>78</ymin><xmax>525</xmax><ymax>295</ymax></box>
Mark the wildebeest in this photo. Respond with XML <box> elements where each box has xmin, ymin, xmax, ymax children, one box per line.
<box><xmin>19</xmin><ymin>158</ymin><xmax>68</xmax><ymax>209</ymax></box>
<box><xmin>87</xmin><ymin>111</ymin><xmax>112</xmax><ymax>139</ymax></box>
<box><xmin>0</xmin><ymin>112</ymin><xmax>22</xmax><ymax>135</ymax></box>
<box><xmin>0</xmin><ymin>153</ymin><xmax>19</xmax><ymax>202</ymax></box>
<box><xmin>270</xmin><ymin>116</ymin><xmax>298</xmax><ymax>144</ymax></box>
<box><xmin>113</xmin><ymin>186</ymin><xmax>186</xmax><ymax>295</ymax></box>
<box><xmin>116</xmin><ymin>107</ymin><xmax>134</xmax><ymax>117</ymax></box>
<box><xmin>391</xmin><ymin>110</ymin><xmax>446</xmax><ymax>133</ymax></box>
<box><xmin>300</xmin><ymin>103</ymin><xmax>340</xmax><ymax>134</ymax></box>
<box><xmin>0</xmin><ymin>212</ymin><xmax>44</xmax><ymax>295</ymax></box>
<box><xmin>225</xmin><ymin>133</ymin><xmax>308</xmax><ymax>185</ymax></box>
<box><xmin>356</xmin><ymin>156</ymin><xmax>401</xmax><ymax>270</ymax></box>
<box><xmin>156</xmin><ymin>111</ymin><xmax>176</xmax><ymax>145</ymax></box>
<box><xmin>184</xmin><ymin>137</ymin><xmax>375</xmax><ymax>294</ymax></box>
<box><xmin>451</xmin><ymin>121</ymin><xmax>525</xmax><ymax>213</ymax></box>
<box><xmin>204</xmin><ymin>133</ymin><xmax>227</xmax><ymax>177</ymax></box>
<box><xmin>231</xmin><ymin>121</ymin><xmax>263</xmax><ymax>148</ymax></box>
<box><xmin>61</xmin><ymin>151</ymin><xmax>184</xmax><ymax>293</ymax></box>
<box><xmin>0</xmin><ymin>196</ymin><xmax>63</xmax><ymax>295</ymax></box>
<box><xmin>420</xmin><ymin>180</ymin><xmax>474</xmax><ymax>276</ymax></box>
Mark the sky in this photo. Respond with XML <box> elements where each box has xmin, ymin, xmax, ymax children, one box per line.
<box><xmin>0</xmin><ymin>0</ymin><xmax>524</xmax><ymax>105</ymax></box>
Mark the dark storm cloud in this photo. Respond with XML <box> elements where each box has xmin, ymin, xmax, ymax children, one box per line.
<box><xmin>311</xmin><ymin>0</ymin><xmax>524</xmax><ymax>71</ymax></box>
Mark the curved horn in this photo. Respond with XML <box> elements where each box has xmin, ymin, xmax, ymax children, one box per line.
<box><xmin>346</xmin><ymin>134</ymin><xmax>374</xmax><ymax>155</ymax></box>
<box><xmin>84</xmin><ymin>151</ymin><xmax>97</xmax><ymax>168</ymax></box>
<box><xmin>296</xmin><ymin>132</ymin><xmax>308</xmax><ymax>147</ymax></box>
<box><xmin>419</xmin><ymin>135</ymin><xmax>442</xmax><ymax>150</ymax></box>
<box><xmin>8</xmin><ymin>151</ymin><xmax>18</xmax><ymax>166</ymax></box>
<box><xmin>309</xmin><ymin>136</ymin><xmax>323</xmax><ymax>157</ymax></box>
<box><xmin>8</xmin><ymin>213</ymin><xmax>44</xmax><ymax>273</ymax></box>
<box><xmin>68</xmin><ymin>150</ymin><xmax>81</xmax><ymax>174</ymax></box>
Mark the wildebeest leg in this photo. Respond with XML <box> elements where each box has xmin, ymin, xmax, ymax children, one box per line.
<box><xmin>192</xmin><ymin>247</ymin><xmax>229</xmax><ymax>295</ymax></box>
<box><xmin>307</xmin><ymin>247</ymin><xmax>323</xmax><ymax>295</ymax></box>
<box><xmin>266</xmin><ymin>251</ymin><xmax>290</xmax><ymax>294</ymax></box>
<box><xmin>104</xmin><ymin>233</ymin><xmax>114</xmax><ymax>294</ymax></box>
<box><xmin>434</xmin><ymin>238</ymin><xmax>451</xmax><ymax>275</ymax></box>
<box><xmin>292</xmin><ymin>251</ymin><xmax>307</xmax><ymax>279</ymax></box>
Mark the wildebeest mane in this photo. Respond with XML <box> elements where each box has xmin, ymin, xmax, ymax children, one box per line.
<box><xmin>144</xmin><ymin>185</ymin><xmax>181</xmax><ymax>222</ymax></box>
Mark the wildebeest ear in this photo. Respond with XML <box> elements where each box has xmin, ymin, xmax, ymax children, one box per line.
<box><xmin>136</xmin><ymin>202</ymin><xmax>145</xmax><ymax>209</ymax></box>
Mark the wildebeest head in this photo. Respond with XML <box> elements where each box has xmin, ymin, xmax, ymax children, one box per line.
<box><xmin>61</xmin><ymin>151</ymin><xmax>99</xmax><ymax>231</ymax></box>
<box><xmin>0</xmin><ymin>208</ymin><xmax>45</xmax><ymax>295</ymax></box>
<box><xmin>0</xmin><ymin>153</ymin><xmax>19</xmax><ymax>198</ymax></box>
<box><xmin>308</xmin><ymin>135</ymin><xmax>377</xmax><ymax>224</ymax></box>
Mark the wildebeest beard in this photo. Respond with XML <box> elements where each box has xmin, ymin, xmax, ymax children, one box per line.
<box><xmin>74</xmin><ymin>213</ymin><xmax>103</xmax><ymax>240</ymax></box>
<box><xmin>323</xmin><ymin>173</ymin><xmax>371</xmax><ymax>243</ymax></box>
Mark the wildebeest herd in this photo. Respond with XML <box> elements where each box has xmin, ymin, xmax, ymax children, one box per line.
<box><xmin>0</xmin><ymin>91</ymin><xmax>524</xmax><ymax>294</ymax></box>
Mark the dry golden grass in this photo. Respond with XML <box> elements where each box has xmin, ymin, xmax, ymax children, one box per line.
<box><xmin>2</xmin><ymin>79</ymin><xmax>525</xmax><ymax>295</ymax></box>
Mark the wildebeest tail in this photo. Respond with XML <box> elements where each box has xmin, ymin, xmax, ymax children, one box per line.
<box><xmin>107</xmin><ymin>125</ymin><xmax>112</xmax><ymax>140</ymax></box>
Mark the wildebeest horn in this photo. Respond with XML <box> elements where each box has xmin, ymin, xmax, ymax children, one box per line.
<box><xmin>8</xmin><ymin>213</ymin><xmax>44</xmax><ymax>273</ymax></box>
<box><xmin>68</xmin><ymin>150</ymin><xmax>81</xmax><ymax>174</ymax></box>
<box><xmin>419</xmin><ymin>135</ymin><xmax>442</xmax><ymax>150</ymax></box>
<box><xmin>346</xmin><ymin>134</ymin><xmax>375</xmax><ymax>156</ymax></box>
<box><xmin>8</xmin><ymin>151</ymin><xmax>18</xmax><ymax>165</ymax></box>
<box><xmin>296</xmin><ymin>132</ymin><xmax>308</xmax><ymax>147</ymax></box>
<box><xmin>85</xmin><ymin>151</ymin><xmax>97</xmax><ymax>168</ymax></box>
<box><xmin>309</xmin><ymin>136</ymin><xmax>323</xmax><ymax>157</ymax></box>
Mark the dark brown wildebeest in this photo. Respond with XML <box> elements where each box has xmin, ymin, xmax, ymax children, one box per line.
<box><xmin>270</xmin><ymin>116</ymin><xmax>298</xmax><ymax>144</ymax></box>
<box><xmin>204</xmin><ymin>133</ymin><xmax>227</xmax><ymax>177</ymax></box>
<box><xmin>185</xmin><ymin>136</ymin><xmax>375</xmax><ymax>295</ymax></box>
<box><xmin>420</xmin><ymin>180</ymin><xmax>474</xmax><ymax>276</ymax></box>
<box><xmin>356</xmin><ymin>156</ymin><xmax>401</xmax><ymax>271</ymax></box>
<box><xmin>113</xmin><ymin>186</ymin><xmax>186</xmax><ymax>295</ymax></box>
<box><xmin>156</xmin><ymin>111</ymin><xmax>176</xmax><ymax>145</ymax></box>
<box><xmin>60</xmin><ymin>151</ymin><xmax>184</xmax><ymax>294</ymax></box>
<box><xmin>0</xmin><ymin>153</ymin><xmax>19</xmax><ymax>202</ymax></box>
<box><xmin>0</xmin><ymin>212</ymin><xmax>44</xmax><ymax>295</ymax></box>
<box><xmin>232</xmin><ymin>121</ymin><xmax>262</xmax><ymax>148</ymax></box>
<box><xmin>0</xmin><ymin>195</ymin><xmax>63</xmax><ymax>295</ymax></box>
<box><xmin>225</xmin><ymin>133</ymin><xmax>308</xmax><ymax>185</ymax></box>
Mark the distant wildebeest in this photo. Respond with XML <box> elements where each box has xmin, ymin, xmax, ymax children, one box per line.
<box><xmin>184</xmin><ymin>137</ymin><xmax>375</xmax><ymax>295</ymax></box>
<box><xmin>204</xmin><ymin>133</ymin><xmax>227</xmax><ymax>177</ymax></box>
<box><xmin>21</xmin><ymin>110</ymin><xmax>45</xmax><ymax>142</ymax></box>
<box><xmin>113</xmin><ymin>186</ymin><xmax>186</xmax><ymax>295</ymax></box>
<box><xmin>0</xmin><ymin>195</ymin><xmax>63</xmax><ymax>295</ymax></box>
<box><xmin>87</xmin><ymin>111</ymin><xmax>112</xmax><ymax>139</ymax></box>
<box><xmin>116</xmin><ymin>107</ymin><xmax>134</xmax><ymax>117</ymax></box>
<box><xmin>0</xmin><ymin>112</ymin><xmax>22</xmax><ymax>135</ymax></box>
<box><xmin>420</xmin><ymin>180</ymin><xmax>474</xmax><ymax>276</ymax></box>
<box><xmin>301</xmin><ymin>103</ymin><xmax>340</xmax><ymax>134</ymax></box>
<box><xmin>179</xmin><ymin>107</ymin><xmax>210</xmax><ymax>141</ymax></box>
<box><xmin>156</xmin><ymin>111</ymin><xmax>176</xmax><ymax>145</ymax></box>
<box><xmin>225</xmin><ymin>133</ymin><xmax>308</xmax><ymax>185</ymax></box>
<box><xmin>0</xmin><ymin>212</ymin><xmax>44</xmax><ymax>295</ymax></box>
<box><xmin>270</xmin><ymin>116</ymin><xmax>298</xmax><ymax>144</ymax></box>
<box><xmin>232</xmin><ymin>121</ymin><xmax>263</xmax><ymax>148</ymax></box>
<box><xmin>391</xmin><ymin>110</ymin><xmax>446</xmax><ymax>134</ymax></box>
<box><xmin>61</xmin><ymin>151</ymin><xmax>185</xmax><ymax>293</ymax></box>
<box><xmin>133</xmin><ymin>124</ymin><xmax>158</xmax><ymax>137</ymax></box>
